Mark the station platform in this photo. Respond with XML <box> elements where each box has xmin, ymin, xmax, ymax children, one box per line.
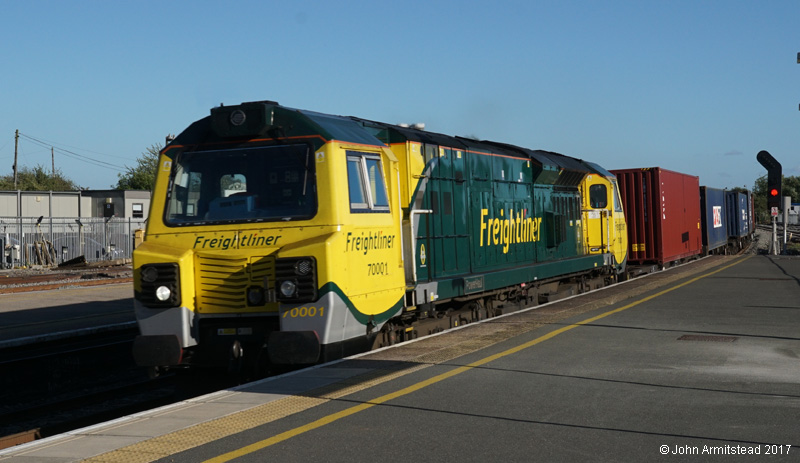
<box><xmin>2</xmin><ymin>254</ymin><xmax>799</xmax><ymax>462</ymax></box>
<box><xmin>0</xmin><ymin>284</ymin><xmax>134</xmax><ymax>348</ymax></box>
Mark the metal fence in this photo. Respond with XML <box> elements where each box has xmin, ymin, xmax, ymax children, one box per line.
<box><xmin>0</xmin><ymin>217</ymin><xmax>146</xmax><ymax>268</ymax></box>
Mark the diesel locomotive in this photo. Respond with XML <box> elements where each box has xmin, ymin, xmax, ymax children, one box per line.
<box><xmin>132</xmin><ymin>100</ymin><xmax>628</xmax><ymax>373</ymax></box>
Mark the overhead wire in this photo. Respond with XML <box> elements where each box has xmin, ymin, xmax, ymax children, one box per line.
<box><xmin>18</xmin><ymin>132</ymin><xmax>128</xmax><ymax>172</ymax></box>
<box><xmin>19</xmin><ymin>132</ymin><xmax>133</xmax><ymax>161</ymax></box>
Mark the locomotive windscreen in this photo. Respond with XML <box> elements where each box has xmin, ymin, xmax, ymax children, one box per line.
<box><xmin>164</xmin><ymin>144</ymin><xmax>316</xmax><ymax>225</ymax></box>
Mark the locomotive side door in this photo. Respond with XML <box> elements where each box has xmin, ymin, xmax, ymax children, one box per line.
<box><xmin>582</xmin><ymin>175</ymin><xmax>614</xmax><ymax>255</ymax></box>
<box><xmin>411</xmin><ymin>144</ymin><xmax>438</xmax><ymax>284</ymax></box>
<box><xmin>419</xmin><ymin>146</ymin><xmax>470</xmax><ymax>280</ymax></box>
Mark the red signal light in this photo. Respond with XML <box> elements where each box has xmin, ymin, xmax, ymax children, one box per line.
<box><xmin>770</xmin><ymin>188</ymin><xmax>779</xmax><ymax>197</ymax></box>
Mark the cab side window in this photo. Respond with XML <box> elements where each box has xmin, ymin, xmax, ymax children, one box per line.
<box><xmin>589</xmin><ymin>184</ymin><xmax>608</xmax><ymax>209</ymax></box>
<box><xmin>612</xmin><ymin>181</ymin><xmax>623</xmax><ymax>212</ymax></box>
<box><xmin>347</xmin><ymin>151</ymin><xmax>389</xmax><ymax>213</ymax></box>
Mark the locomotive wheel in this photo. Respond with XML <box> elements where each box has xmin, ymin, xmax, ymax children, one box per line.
<box><xmin>371</xmin><ymin>323</ymin><xmax>397</xmax><ymax>350</ymax></box>
<box><xmin>470</xmin><ymin>300</ymin><xmax>488</xmax><ymax>321</ymax></box>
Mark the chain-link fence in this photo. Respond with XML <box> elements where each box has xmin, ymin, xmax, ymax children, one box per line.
<box><xmin>0</xmin><ymin>217</ymin><xmax>146</xmax><ymax>268</ymax></box>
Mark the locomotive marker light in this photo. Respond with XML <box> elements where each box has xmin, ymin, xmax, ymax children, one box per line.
<box><xmin>756</xmin><ymin>150</ymin><xmax>782</xmax><ymax>254</ymax></box>
<box><xmin>141</xmin><ymin>266</ymin><xmax>158</xmax><ymax>282</ymax></box>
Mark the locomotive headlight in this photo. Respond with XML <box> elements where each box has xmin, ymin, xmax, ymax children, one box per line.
<box><xmin>229</xmin><ymin>109</ymin><xmax>247</xmax><ymax>126</ymax></box>
<box><xmin>247</xmin><ymin>286</ymin><xmax>265</xmax><ymax>306</ymax></box>
<box><xmin>279</xmin><ymin>280</ymin><xmax>297</xmax><ymax>298</ymax></box>
<box><xmin>155</xmin><ymin>286</ymin><xmax>172</xmax><ymax>302</ymax></box>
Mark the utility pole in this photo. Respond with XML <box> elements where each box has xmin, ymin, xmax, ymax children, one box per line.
<box><xmin>51</xmin><ymin>146</ymin><xmax>55</xmax><ymax>184</ymax></box>
<box><xmin>13</xmin><ymin>129</ymin><xmax>19</xmax><ymax>189</ymax></box>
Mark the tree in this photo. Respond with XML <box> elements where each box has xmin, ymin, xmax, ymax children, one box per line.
<box><xmin>0</xmin><ymin>164</ymin><xmax>79</xmax><ymax>191</ymax></box>
<box><xmin>782</xmin><ymin>176</ymin><xmax>800</xmax><ymax>203</ymax></box>
<box><xmin>752</xmin><ymin>175</ymin><xmax>800</xmax><ymax>223</ymax></box>
<box><xmin>114</xmin><ymin>143</ymin><xmax>162</xmax><ymax>190</ymax></box>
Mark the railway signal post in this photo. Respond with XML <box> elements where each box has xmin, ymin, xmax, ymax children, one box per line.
<box><xmin>756</xmin><ymin>150</ymin><xmax>782</xmax><ymax>255</ymax></box>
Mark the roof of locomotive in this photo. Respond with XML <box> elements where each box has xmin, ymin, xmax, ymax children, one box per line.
<box><xmin>167</xmin><ymin>102</ymin><xmax>388</xmax><ymax>150</ymax></box>
<box><xmin>167</xmin><ymin>101</ymin><xmax>604</xmax><ymax>187</ymax></box>
<box><xmin>583</xmin><ymin>161</ymin><xmax>617</xmax><ymax>178</ymax></box>
<box><xmin>353</xmin><ymin>117</ymin><xmax>587</xmax><ymax>168</ymax></box>
<box><xmin>354</xmin><ymin>117</ymin><xmax>593</xmax><ymax>186</ymax></box>
<box><xmin>299</xmin><ymin>110</ymin><xmax>388</xmax><ymax>146</ymax></box>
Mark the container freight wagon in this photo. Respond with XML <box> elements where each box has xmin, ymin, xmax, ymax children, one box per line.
<box><xmin>699</xmin><ymin>186</ymin><xmax>727</xmax><ymax>255</ymax></box>
<box><xmin>725</xmin><ymin>190</ymin><xmax>752</xmax><ymax>251</ymax></box>
<box><xmin>611</xmin><ymin>168</ymin><xmax>701</xmax><ymax>266</ymax></box>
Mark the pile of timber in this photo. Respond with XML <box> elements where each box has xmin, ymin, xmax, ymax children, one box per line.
<box><xmin>33</xmin><ymin>240</ymin><xmax>57</xmax><ymax>266</ymax></box>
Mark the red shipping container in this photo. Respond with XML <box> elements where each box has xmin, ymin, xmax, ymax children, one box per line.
<box><xmin>610</xmin><ymin>168</ymin><xmax>702</xmax><ymax>266</ymax></box>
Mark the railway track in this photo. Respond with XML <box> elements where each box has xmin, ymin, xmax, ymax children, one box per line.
<box><xmin>755</xmin><ymin>223</ymin><xmax>800</xmax><ymax>254</ymax></box>
<box><xmin>756</xmin><ymin>222</ymin><xmax>800</xmax><ymax>234</ymax></box>
<box><xmin>0</xmin><ymin>265</ymin><xmax>132</xmax><ymax>294</ymax></box>
<box><xmin>0</xmin><ymin>328</ymin><xmax>236</xmax><ymax>450</ymax></box>
<box><xmin>0</xmin><ymin>266</ymin><xmax>236</xmax><ymax>450</ymax></box>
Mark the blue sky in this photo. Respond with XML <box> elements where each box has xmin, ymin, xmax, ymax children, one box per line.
<box><xmin>1</xmin><ymin>0</ymin><xmax>798</xmax><ymax>190</ymax></box>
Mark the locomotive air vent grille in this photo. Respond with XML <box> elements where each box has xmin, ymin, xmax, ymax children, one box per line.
<box><xmin>250</xmin><ymin>257</ymin><xmax>276</xmax><ymax>287</ymax></box>
<box><xmin>196</xmin><ymin>254</ymin><xmax>275</xmax><ymax>310</ymax></box>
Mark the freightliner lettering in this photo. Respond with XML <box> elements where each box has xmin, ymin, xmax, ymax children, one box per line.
<box><xmin>480</xmin><ymin>208</ymin><xmax>542</xmax><ymax>254</ymax></box>
<box><xmin>193</xmin><ymin>233</ymin><xmax>282</xmax><ymax>250</ymax></box>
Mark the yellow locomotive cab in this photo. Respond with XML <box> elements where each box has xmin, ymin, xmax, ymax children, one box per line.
<box><xmin>133</xmin><ymin>103</ymin><xmax>407</xmax><ymax>371</ymax></box>
<box><xmin>580</xmin><ymin>163</ymin><xmax>628</xmax><ymax>273</ymax></box>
